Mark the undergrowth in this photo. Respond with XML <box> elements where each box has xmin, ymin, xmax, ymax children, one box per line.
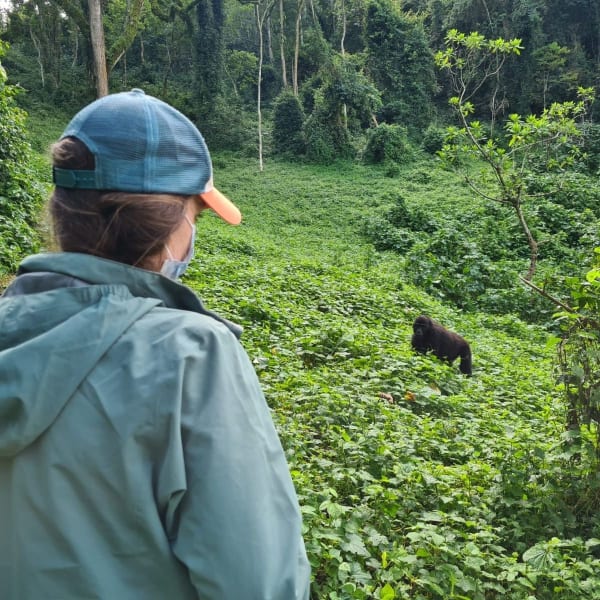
<box><xmin>181</xmin><ymin>156</ymin><xmax>600</xmax><ymax>599</ymax></box>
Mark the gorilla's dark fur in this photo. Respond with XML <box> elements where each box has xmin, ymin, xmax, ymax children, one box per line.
<box><xmin>411</xmin><ymin>315</ymin><xmax>472</xmax><ymax>376</ymax></box>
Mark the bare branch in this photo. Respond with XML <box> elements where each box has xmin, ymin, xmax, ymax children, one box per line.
<box><xmin>518</xmin><ymin>275</ymin><xmax>575</xmax><ymax>312</ymax></box>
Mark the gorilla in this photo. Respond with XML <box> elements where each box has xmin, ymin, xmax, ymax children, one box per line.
<box><xmin>411</xmin><ymin>315</ymin><xmax>472</xmax><ymax>376</ymax></box>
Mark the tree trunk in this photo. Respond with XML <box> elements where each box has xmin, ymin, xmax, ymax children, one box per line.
<box><xmin>279</xmin><ymin>0</ymin><xmax>287</xmax><ymax>87</ymax></box>
<box><xmin>339</xmin><ymin>0</ymin><xmax>347</xmax><ymax>128</ymax></box>
<box><xmin>267</xmin><ymin>17</ymin><xmax>274</xmax><ymax>63</ymax></box>
<box><xmin>293</xmin><ymin>0</ymin><xmax>304</xmax><ymax>95</ymax></box>
<box><xmin>255</xmin><ymin>0</ymin><xmax>276</xmax><ymax>170</ymax></box>
<box><xmin>29</xmin><ymin>28</ymin><xmax>45</xmax><ymax>88</ymax></box>
<box><xmin>339</xmin><ymin>0</ymin><xmax>346</xmax><ymax>56</ymax></box>
<box><xmin>256</xmin><ymin>4</ymin><xmax>265</xmax><ymax>171</ymax></box>
<box><xmin>514</xmin><ymin>201</ymin><xmax>538</xmax><ymax>281</ymax></box>
<box><xmin>72</xmin><ymin>28</ymin><xmax>79</xmax><ymax>68</ymax></box>
<box><xmin>88</xmin><ymin>0</ymin><xmax>108</xmax><ymax>97</ymax></box>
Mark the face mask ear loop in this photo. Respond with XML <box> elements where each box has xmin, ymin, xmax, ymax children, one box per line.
<box><xmin>160</xmin><ymin>215</ymin><xmax>196</xmax><ymax>279</ymax></box>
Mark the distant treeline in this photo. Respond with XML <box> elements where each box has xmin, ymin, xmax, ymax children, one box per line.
<box><xmin>0</xmin><ymin>0</ymin><xmax>598</xmax><ymax>152</ymax></box>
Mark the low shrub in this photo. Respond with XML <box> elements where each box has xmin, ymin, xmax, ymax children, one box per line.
<box><xmin>363</xmin><ymin>123</ymin><xmax>414</xmax><ymax>165</ymax></box>
<box><xmin>272</xmin><ymin>89</ymin><xmax>306</xmax><ymax>156</ymax></box>
<box><xmin>421</xmin><ymin>124</ymin><xmax>447</xmax><ymax>154</ymax></box>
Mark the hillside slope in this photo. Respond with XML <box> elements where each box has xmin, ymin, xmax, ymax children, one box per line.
<box><xmin>183</xmin><ymin>157</ymin><xmax>598</xmax><ymax>598</ymax></box>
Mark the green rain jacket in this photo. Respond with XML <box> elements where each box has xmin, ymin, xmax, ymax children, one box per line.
<box><xmin>0</xmin><ymin>252</ymin><xmax>310</xmax><ymax>600</ymax></box>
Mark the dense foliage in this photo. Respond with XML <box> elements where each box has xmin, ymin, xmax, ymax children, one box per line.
<box><xmin>0</xmin><ymin>89</ymin><xmax>597</xmax><ymax>599</ymax></box>
<box><xmin>556</xmin><ymin>250</ymin><xmax>600</xmax><ymax>458</ymax></box>
<box><xmin>361</xmin><ymin>161</ymin><xmax>600</xmax><ymax>325</ymax></box>
<box><xmin>365</xmin><ymin>0</ymin><xmax>436</xmax><ymax>134</ymax></box>
<box><xmin>273</xmin><ymin>89</ymin><xmax>306</xmax><ymax>155</ymax></box>
<box><xmin>363</xmin><ymin>124</ymin><xmax>414</xmax><ymax>165</ymax></box>
<box><xmin>1</xmin><ymin>0</ymin><xmax>598</xmax><ymax>150</ymax></box>
<box><xmin>0</xmin><ymin>41</ymin><xmax>44</xmax><ymax>276</ymax></box>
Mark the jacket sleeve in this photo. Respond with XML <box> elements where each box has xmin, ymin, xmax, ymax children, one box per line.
<box><xmin>164</xmin><ymin>320</ymin><xmax>311</xmax><ymax>599</ymax></box>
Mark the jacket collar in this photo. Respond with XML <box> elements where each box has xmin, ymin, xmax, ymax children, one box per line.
<box><xmin>14</xmin><ymin>253</ymin><xmax>243</xmax><ymax>338</ymax></box>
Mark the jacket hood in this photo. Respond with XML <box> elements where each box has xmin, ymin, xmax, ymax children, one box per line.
<box><xmin>0</xmin><ymin>253</ymin><xmax>241</xmax><ymax>457</ymax></box>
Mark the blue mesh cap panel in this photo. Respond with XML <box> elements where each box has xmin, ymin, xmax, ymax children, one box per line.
<box><xmin>150</xmin><ymin>98</ymin><xmax>213</xmax><ymax>194</ymax></box>
<box><xmin>60</xmin><ymin>89</ymin><xmax>213</xmax><ymax>195</ymax></box>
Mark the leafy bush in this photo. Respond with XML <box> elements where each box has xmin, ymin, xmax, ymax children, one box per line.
<box><xmin>581</xmin><ymin>123</ymin><xmax>600</xmax><ymax>174</ymax></box>
<box><xmin>304</xmin><ymin>113</ymin><xmax>338</xmax><ymax>164</ymax></box>
<box><xmin>362</xmin><ymin>215</ymin><xmax>418</xmax><ymax>253</ymax></box>
<box><xmin>555</xmin><ymin>248</ymin><xmax>600</xmax><ymax>459</ymax></box>
<box><xmin>404</xmin><ymin>231</ymin><xmax>557</xmax><ymax>319</ymax></box>
<box><xmin>224</xmin><ymin>49</ymin><xmax>258</xmax><ymax>104</ymax></box>
<box><xmin>385</xmin><ymin>194</ymin><xmax>437</xmax><ymax>233</ymax></box>
<box><xmin>0</xmin><ymin>44</ymin><xmax>44</xmax><ymax>274</ymax></box>
<box><xmin>363</xmin><ymin>193</ymin><xmax>438</xmax><ymax>253</ymax></box>
<box><xmin>526</xmin><ymin>172</ymin><xmax>600</xmax><ymax>215</ymax></box>
<box><xmin>363</xmin><ymin>124</ymin><xmax>414</xmax><ymax>165</ymax></box>
<box><xmin>421</xmin><ymin>124</ymin><xmax>447</xmax><ymax>154</ymax></box>
<box><xmin>304</xmin><ymin>108</ymin><xmax>354</xmax><ymax>164</ymax></box>
<box><xmin>272</xmin><ymin>90</ymin><xmax>305</xmax><ymax>156</ymax></box>
<box><xmin>200</xmin><ymin>96</ymin><xmax>258</xmax><ymax>156</ymax></box>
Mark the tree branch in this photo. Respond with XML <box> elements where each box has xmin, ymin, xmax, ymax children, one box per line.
<box><xmin>518</xmin><ymin>275</ymin><xmax>575</xmax><ymax>312</ymax></box>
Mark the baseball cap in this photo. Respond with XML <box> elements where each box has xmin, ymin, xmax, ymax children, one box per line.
<box><xmin>52</xmin><ymin>88</ymin><xmax>242</xmax><ymax>225</ymax></box>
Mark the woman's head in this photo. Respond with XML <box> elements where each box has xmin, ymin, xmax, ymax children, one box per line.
<box><xmin>53</xmin><ymin>89</ymin><xmax>241</xmax><ymax>223</ymax></box>
<box><xmin>49</xmin><ymin>89</ymin><xmax>242</xmax><ymax>271</ymax></box>
<box><xmin>50</xmin><ymin>136</ymin><xmax>190</xmax><ymax>271</ymax></box>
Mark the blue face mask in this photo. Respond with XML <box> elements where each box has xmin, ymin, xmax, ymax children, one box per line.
<box><xmin>160</xmin><ymin>216</ymin><xmax>196</xmax><ymax>279</ymax></box>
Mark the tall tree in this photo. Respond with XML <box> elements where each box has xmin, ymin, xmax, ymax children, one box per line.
<box><xmin>88</xmin><ymin>0</ymin><xmax>108</xmax><ymax>96</ymax></box>
<box><xmin>278</xmin><ymin>0</ymin><xmax>287</xmax><ymax>87</ymax></box>
<box><xmin>254</xmin><ymin>0</ymin><xmax>275</xmax><ymax>170</ymax></box>
<box><xmin>292</xmin><ymin>0</ymin><xmax>304</xmax><ymax>95</ymax></box>
<box><xmin>195</xmin><ymin>0</ymin><xmax>225</xmax><ymax>121</ymax></box>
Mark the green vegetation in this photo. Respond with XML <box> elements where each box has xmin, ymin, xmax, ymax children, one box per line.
<box><xmin>435</xmin><ymin>30</ymin><xmax>596</xmax><ymax>283</ymax></box>
<box><xmin>179</xmin><ymin>155</ymin><xmax>599</xmax><ymax>599</ymax></box>
<box><xmin>0</xmin><ymin>41</ymin><xmax>45</xmax><ymax>276</ymax></box>
<box><xmin>2</xmin><ymin>0</ymin><xmax>598</xmax><ymax>162</ymax></box>
<box><xmin>555</xmin><ymin>252</ymin><xmax>600</xmax><ymax>457</ymax></box>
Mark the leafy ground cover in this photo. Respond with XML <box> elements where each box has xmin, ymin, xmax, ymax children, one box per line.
<box><xmin>19</xmin><ymin>116</ymin><xmax>600</xmax><ymax>598</ymax></box>
<box><xmin>182</xmin><ymin>156</ymin><xmax>600</xmax><ymax>598</ymax></box>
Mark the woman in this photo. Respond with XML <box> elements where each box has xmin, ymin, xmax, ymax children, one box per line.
<box><xmin>0</xmin><ymin>89</ymin><xmax>310</xmax><ymax>599</ymax></box>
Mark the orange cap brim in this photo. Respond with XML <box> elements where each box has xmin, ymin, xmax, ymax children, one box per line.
<box><xmin>200</xmin><ymin>185</ymin><xmax>242</xmax><ymax>225</ymax></box>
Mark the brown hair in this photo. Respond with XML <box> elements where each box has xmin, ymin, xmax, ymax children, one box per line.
<box><xmin>50</xmin><ymin>137</ymin><xmax>191</xmax><ymax>270</ymax></box>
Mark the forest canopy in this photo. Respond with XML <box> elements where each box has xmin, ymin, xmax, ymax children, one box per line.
<box><xmin>0</xmin><ymin>0</ymin><xmax>598</xmax><ymax>153</ymax></box>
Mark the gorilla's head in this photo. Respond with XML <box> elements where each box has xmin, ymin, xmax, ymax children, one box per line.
<box><xmin>412</xmin><ymin>315</ymin><xmax>432</xmax><ymax>339</ymax></box>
